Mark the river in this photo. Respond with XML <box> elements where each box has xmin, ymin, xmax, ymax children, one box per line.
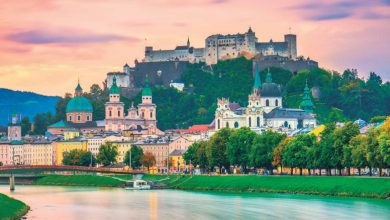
<box><xmin>1</xmin><ymin>185</ymin><xmax>389</xmax><ymax>220</ymax></box>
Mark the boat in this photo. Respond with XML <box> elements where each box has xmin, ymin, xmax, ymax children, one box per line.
<box><xmin>124</xmin><ymin>180</ymin><xmax>151</xmax><ymax>190</ymax></box>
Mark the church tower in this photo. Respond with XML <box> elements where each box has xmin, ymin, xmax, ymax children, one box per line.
<box><xmin>247</xmin><ymin>63</ymin><xmax>263</xmax><ymax>128</ymax></box>
<box><xmin>8</xmin><ymin>113</ymin><xmax>22</xmax><ymax>141</ymax></box>
<box><xmin>300</xmin><ymin>81</ymin><xmax>314</xmax><ymax>113</ymax></box>
<box><xmin>138</xmin><ymin>79</ymin><xmax>157</xmax><ymax>127</ymax></box>
<box><xmin>75</xmin><ymin>80</ymin><xmax>82</xmax><ymax>97</ymax></box>
<box><xmin>105</xmin><ymin>76</ymin><xmax>125</xmax><ymax>131</ymax></box>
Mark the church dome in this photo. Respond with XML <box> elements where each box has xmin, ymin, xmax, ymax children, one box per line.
<box><xmin>142</xmin><ymin>79</ymin><xmax>152</xmax><ymax>96</ymax></box>
<box><xmin>261</xmin><ymin>83</ymin><xmax>282</xmax><ymax>97</ymax></box>
<box><xmin>66</xmin><ymin>96</ymin><xmax>93</xmax><ymax>112</ymax></box>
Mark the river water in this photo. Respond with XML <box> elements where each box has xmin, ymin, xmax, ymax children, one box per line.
<box><xmin>1</xmin><ymin>185</ymin><xmax>389</xmax><ymax>220</ymax></box>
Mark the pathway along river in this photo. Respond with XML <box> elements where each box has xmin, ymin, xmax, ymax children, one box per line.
<box><xmin>1</xmin><ymin>185</ymin><xmax>390</xmax><ymax>220</ymax></box>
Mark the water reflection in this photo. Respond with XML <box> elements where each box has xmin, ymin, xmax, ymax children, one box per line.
<box><xmin>0</xmin><ymin>186</ymin><xmax>389</xmax><ymax>220</ymax></box>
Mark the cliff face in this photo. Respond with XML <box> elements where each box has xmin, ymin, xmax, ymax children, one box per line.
<box><xmin>0</xmin><ymin>88</ymin><xmax>59</xmax><ymax>125</ymax></box>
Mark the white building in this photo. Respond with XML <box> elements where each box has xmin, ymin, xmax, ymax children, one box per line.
<box><xmin>214</xmin><ymin>66</ymin><xmax>316</xmax><ymax>133</ymax></box>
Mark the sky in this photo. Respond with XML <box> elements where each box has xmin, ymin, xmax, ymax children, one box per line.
<box><xmin>0</xmin><ymin>0</ymin><xmax>389</xmax><ymax>96</ymax></box>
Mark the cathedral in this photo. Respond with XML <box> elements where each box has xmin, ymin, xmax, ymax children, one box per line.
<box><xmin>214</xmin><ymin>65</ymin><xmax>316</xmax><ymax>133</ymax></box>
<box><xmin>105</xmin><ymin>77</ymin><xmax>162</xmax><ymax>135</ymax></box>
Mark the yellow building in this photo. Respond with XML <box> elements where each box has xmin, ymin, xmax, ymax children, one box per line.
<box><xmin>64</xmin><ymin>129</ymin><xmax>80</xmax><ymax>140</ymax></box>
<box><xmin>54</xmin><ymin>139</ymin><xmax>87</xmax><ymax>165</ymax></box>
<box><xmin>110</xmin><ymin>140</ymin><xmax>133</xmax><ymax>163</ymax></box>
<box><xmin>169</xmin><ymin>149</ymin><xmax>186</xmax><ymax>173</ymax></box>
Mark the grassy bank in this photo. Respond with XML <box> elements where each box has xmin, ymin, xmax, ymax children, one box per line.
<box><xmin>163</xmin><ymin>175</ymin><xmax>390</xmax><ymax>199</ymax></box>
<box><xmin>0</xmin><ymin>194</ymin><xmax>29</xmax><ymax>220</ymax></box>
<box><xmin>33</xmin><ymin>175</ymin><xmax>125</xmax><ymax>187</ymax></box>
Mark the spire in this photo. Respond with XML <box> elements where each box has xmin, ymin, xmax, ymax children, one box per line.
<box><xmin>253</xmin><ymin>62</ymin><xmax>261</xmax><ymax>93</ymax></box>
<box><xmin>300</xmin><ymin>80</ymin><xmax>314</xmax><ymax>113</ymax></box>
<box><xmin>75</xmin><ymin>78</ymin><xmax>83</xmax><ymax>96</ymax></box>
<box><xmin>265</xmin><ymin>67</ymin><xmax>272</xmax><ymax>83</ymax></box>
<box><xmin>142</xmin><ymin>79</ymin><xmax>152</xmax><ymax>97</ymax></box>
<box><xmin>109</xmin><ymin>76</ymin><xmax>120</xmax><ymax>94</ymax></box>
<box><xmin>187</xmin><ymin>37</ymin><xmax>190</xmax><ymax>47</ymax></box>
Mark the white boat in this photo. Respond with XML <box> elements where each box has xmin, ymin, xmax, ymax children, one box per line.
<box><xmin>125</xmin><ymin>180</ymin><xmax>151</xmax><ymax>190</ymax></box>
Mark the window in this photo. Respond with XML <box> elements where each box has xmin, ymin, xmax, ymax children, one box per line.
<box><xmin>266</xmin><ymin>99</ymin><xmax>270</xmax><ymax>106</ymax></box>
<box><xmin>284</xmin><ymin>121</ymin><xmax>289</xmax><ymax>128</ymax></box>
<box><xmin>226</xmin><ymin>122</ymin><xmax>229</xmax><ymax>128</ymax></box>
<box><xmin>109</xmin><ymin>111</ymin><xmax>112</xmax><ymax>117</ymax></box>
<box><xmin>77</xmin><ymin>115</ymin><xmax>81</xmax><ymax>121</ymax></box>
<box><xmin>87</xmin><ymin>116</ymin><xmax>90</xmax><ymax>121</ymax></box>
<box><xmin>69</xmin><ymin>116</ymin><xmax>72</xmax><ymax>121</ymax></box>
<box><xmin>150</xmin><ymin>111</ymin><xmax>153</xmax><ymax>118</ymax></box>
<box><xmin>257</xmin><ymin>117</ymin><xmax>260</xmax><ymax>127</ymax></box>
<box><xmin>142</xmin><ymin>112</ymin><xmax>145</xmax><ymax>118</ymax></box>
<box><xmin>217</xmin><ymin>119</ymin><xmax>220</xmax><ymax>129</ymax></box>
<box><xmin>118</xmin><ymin>111</ymin><xmax>121</xmax><ymax>117</ymax></box>
<box><xmin>234</xmin><ymin>122</ymin><xmax>239</xmax><ymax>128</ymax></box>
<box><xmin>275</xmin><ymin>99</ymin><xmax>279</xmax><ymax>106</ymax></box>
<box><xmin>248</xmin><ymin>117</ymin><xmax>251</xmax><ymax>127</ymax></box>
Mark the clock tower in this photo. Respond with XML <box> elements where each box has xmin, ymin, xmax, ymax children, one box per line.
<box><xmin>8</xmin><ymin>113</ymin><xmax>22</xmax><ymax>141</ymax></box>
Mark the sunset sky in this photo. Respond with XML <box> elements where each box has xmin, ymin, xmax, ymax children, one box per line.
<box><xmin>0</xmin><ymin>0</ymin><xmax>389</xmax><ymax>96</ymax></box>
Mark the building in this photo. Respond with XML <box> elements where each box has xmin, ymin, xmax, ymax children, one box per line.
<box><xmin>48</xmin><ymin>82</ymin><xmax>105</xmax><ymax>135</ymax></box>
<box><xmin>54</xmin><ymin>138</ymin><xmax>87</xmax><ymax>165</ymax></box>
<box><xmin>135</xmin><ymin>137</ymin><xmax>170</xmax><ymax>173</ymax></box>
<box><xmin>214</xmin><ymin>67</ymin><xmax>317</xmax><ymax>133</ymax></box>
<box><xmin>168</xmin><ymin>136</ymin><xmax>194</xmax><ymax>152</ymax></box>
<box><xmin>105</xmin><ymin>77</ymin><xmax>162</xmax><ymax>135</ymax></box>
<box><xmin>8</xmin><ymin>113</ymin><xmax>22</xmax><ymax>141</ymax></box>
<box><xmin>144</xmin><ymin>27</ymin><xmax>297</xmax><ymax>65</ymax></box>
<box><xmin>169</xmin><ymin>149</ymin><xmax>186</xmax><ymax>173</ymax></box>
<box><xmin>253</xmin><ymin>54</ymin><xmax>318</xmax><ymax>74</ymax></box>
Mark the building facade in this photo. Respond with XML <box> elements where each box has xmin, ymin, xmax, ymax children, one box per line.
<box><xmin>144</xmin><ymin>28</ymin><xmax>297</xmax><ymax>65</ymax></box>
<box><xmin>214</xmin><ymin>66</ymin><xmax>316</xmax><ymax>132</ymax></box>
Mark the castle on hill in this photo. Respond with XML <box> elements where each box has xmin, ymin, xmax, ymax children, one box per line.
<box><xmin>144</xmin><ymin>27</ymin><xmax>297</xmax><ymax>65</ymax></box>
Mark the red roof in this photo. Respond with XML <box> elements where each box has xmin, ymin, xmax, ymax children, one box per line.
<box><xmin>177</xmin><ymin>124</ymin><xmax>210</xmax><ymax>134</ymax></box>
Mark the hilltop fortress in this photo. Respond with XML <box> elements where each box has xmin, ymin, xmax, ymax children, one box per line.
<box><xmin>144</xmin><ymin>27</ymin><xmax>297</xmax><ymax>65</ymax></box>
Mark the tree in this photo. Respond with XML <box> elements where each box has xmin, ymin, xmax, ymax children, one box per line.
<box><xmin>350</xmin><ymin>134</ymin><xmax>368</xmax><ymax>176</ymax></box>
<box><xmin>272</xmin><ymin>137</ymin><xmax>292</xmax><ymax>174</ymax></box>
<box><xmin>206</xmin><ymin>128</ymin><xmax>231</xmax><ymax>174</ymax></box>
<box><xmin>183</xmin><ymin>142</ymin><xmax>199</xmax><ymax>166</ymax></box>
<box><xmin>197</xmin><ymin>141</ymin><xmax>209</xmax><ymax>173</ymax></box>
<box><xmin>283</xmin><ymin>134</ymin><xmax>316</xmax><ymax>175</ymax></box>
<box><xmin>97</xmin><ymin>143</ymin><xmax>118</xmax><ymax>166</ymax></box>
<box><xmin>318</xmin><ymin>124</ymin><xmax>337</xmax><ymax>175</ymax></box>
<box><xmin>33</xmin><ymin>112</ymin><xmax>54</xmax><ymax>135</ymax></box>
<box><xmin>250</xmin><ymin>130</ymin><xmax>286</xmax><ymax>174</ymax></box>
<box><xmin>141</xmin><ymin>152</ymin><xmax>156</xmax><ymax>172</ymax></box>
<box><xmin>21</xmin><ymin>116</ymin><xmax>32</xmax><ymax>136</ymax></box>
<box><xmin>124</xmin><ymin>145</ymin><xmax>144</xmax><ymax>169</ymax></box>
<box><xmin>62</xmin><ymin>149</ymin><xmax>85</xmax><ymax>166</ymax></box>
<box><xmin>79</xmin><ymin>151</ymin><xmax>97</xmax><ymax>167</ymax></box>
<box><xmin>333</xmin><ymin>122</ymin><xmax>360</xmax><ymax>176</ymax></box>
<box><xmin>227</xmin><ymin>127</ymin><xmax>256</xmax><ymax>173</ymax></box>
<box><xmin>377</xmin><ymin>132</ymin><xmax>390</xmax><ymax>175</ymax></box>
<box><xmin>366</xmin><ymin>128</ymin><xmax>380</xmax><ymax>176</ymax></box>
<box><xmin>0</xmin><ymin>161</ymin><xmax>3</xmax><ymax>166</ymax></box>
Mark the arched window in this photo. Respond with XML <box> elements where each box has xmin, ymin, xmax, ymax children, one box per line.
<box><xmin>248</xmin><ymin>117</ymin><xmax>251</xmax><ymax>127</ymax></box>
<box><xmin>150</xmin><ymin>111</ymin><xmax>153</xmax><ymax>118</ymax></box>
<box><xmin>87</xmin><ymin>116</ymin><xmax>90</xmax><ymax>121</ymax></box>
<box><xmin>69</xmin><ymin>116</ymin><xmax>72</xmax><ymax>121</ymax></box>
<box><xmin>234</xmin><ymin>122</ymin><xmax>239</xmax><ymax>128</ymax></box>
<box><xmin>257</xmin><ymin>117</ymin><xmax>260</xmax><ymax>127</ymax></box>
<box><xmin>284</xmin><ymin>121</ymin><xmax>289</xmax><ymax>128</ymax></box>
<box><xmin>217</xmin><ymin>119</ymin><xmax>220</xmax><ymax>129</ymax></box>
<box><xmin>142</xmin><ymin>112</ymin><xmax>145</xmax><ymax>118</ymax></box>
<box><xmin>109</xmin><ymin>111</ymin><xmax>112</xmax><ymax>117</ymax></box>
<box><xmin>266</xmin><ymin>99</ymin><xmax>270</xmax><ymax>106</ymax></box>
<box><xmin>226</xmin><ymin>122</ymin><xmax>229</xmax><ymax>128</ymax></box>
<box><xmin>275</xmin><ymin>99</ymin><xmax>279</xmax><ymax>106</ymax></box>
<box><xmin>118</xmin><ymin>111</ymin><xmax>121</xmax><ymax>117</ymax></box>
<box><xmin>77</xmin><ymin>115</ymin><xmax>81</xmax><ymax>121</ymax></box>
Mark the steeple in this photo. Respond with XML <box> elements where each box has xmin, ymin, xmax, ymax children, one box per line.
<box><xmin>109</xmin><ymin>76</ymin><xmax>120</xmax><ymax>94</ymax></box>
<box><xmin>187</xmin><ymin>37</ymin><xmax>190</xmax><ymax>47</ymax></box>
<box><xmin>300</xmin><ymin>80</ymin><xmax>314</xmax><ymax>113</ymax></box>
<box><xmin>142</xmin><ymin>79</ymin><xmax>152</xmax><ymax>97</ymax></box>
<box><xmin>253</xmin><ymin>62</ymin><xmax>261</xmax><ymax>94</ymax></box>
<box><xmin>265</xmin><ymin>67</ymin><xmax>272</xmax><ymax>83</ymax></box>
<box><xmin>75</xmin><ymin>79</ymin><xmax>83</xmax><ymax>97</ymax></box>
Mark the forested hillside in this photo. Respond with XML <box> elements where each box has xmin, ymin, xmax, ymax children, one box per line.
<box><xmin>48</xmin><ymin>57</ymin><xmax>390</xmax><ymax>131</ymax></box>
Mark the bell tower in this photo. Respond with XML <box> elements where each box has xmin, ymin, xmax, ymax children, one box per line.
<box><xmin>8</xmin><ymin>113</ymin><xmax>22</xmax><ymax>141</ymax></box>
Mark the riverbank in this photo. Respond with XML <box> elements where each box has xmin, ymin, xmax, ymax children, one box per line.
<box><xmin>33</xmin><ymin>175</ymin><xmax>125</xmax><ymax>187</ymax></box>
<box><xmin>0</xmin><ymin>193</ymin><xmax>29</xmax><ymax>220</ymax></box>
<box><xmin>31</xmin><ymin>174</ymin><xmax>390</xmax><ymax>199</ymax></box>
<box><xmin>162</xmin><ymin>175</ymin><xmax>390</xmax><ymax>199</ymax></box>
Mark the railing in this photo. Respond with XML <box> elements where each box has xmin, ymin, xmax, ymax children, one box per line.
<box><xmin>0</xmin><ymin>165</ymin><xmax>145</xmax><ymax>174</ymax></box>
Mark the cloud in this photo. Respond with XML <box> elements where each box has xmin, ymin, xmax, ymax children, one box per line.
<box><xmin>309</xmin><ymin>12</ymin><xmax>352</xmax><ymax>21</ymax></box>
<box><xmin>6</xmin><ymin>29</ymin><xmax>137</xmax><ymax>44</ymax></box>
<box><xmin>209</xmin><ymin>0</ymin><xmax>229</xmax><ymax>4</ymax></box>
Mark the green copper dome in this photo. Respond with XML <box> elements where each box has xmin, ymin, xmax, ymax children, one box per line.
<box><xmin>142</xmin><ymin>79</ymin><xmax>152</xmax><ymax>96</ymax></box>
<box><xmin>66</xmin><ymin>96</ymin><xmax>93</xmax><ymax>112</ymax></box>
<box><xmin>253</xmin><ymin>63</ymin><xmax>261</xmax><ymax>92</ymax></box>
<box><xmin>109</xmin><ymin>76</ymin><xmax>120</xmax><ymax>94</ymax></box>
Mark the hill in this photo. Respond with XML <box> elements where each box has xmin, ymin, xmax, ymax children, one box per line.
<box><xmin>0</xmin><ymin>88</ymin><xmax>59</xmax><ymax>125</ymax></box>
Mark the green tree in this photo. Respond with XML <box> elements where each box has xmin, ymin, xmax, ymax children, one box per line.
<box><xmin>366</xmin><ymin>128</ymin><xmax>380</xmax><ymax>176</ymax></box>
<box><xmin>183</xmin><ymin>142</ymin><xmax>200</xmax><ymax>166</ymax></box>
<box><xmin>97</xmin><ymin>143</ymin><xmax>118</xmax><ymax>166</ymax></box>
<box><xmin>79</xmin><ymin>151</ymin><xmax>97</xmax><ymax>167</ymax></box>
<box><xmin>283</xmin><ymin>134</ymin><xmax>316</xmax><ymax>175</ymax></box>
<box><xmin>206</xmin><ymin>128</ymin><xmax>231</xmax><ymax>174</ymax></box>
<box><xmin>33</xmin><ymin>112</ymin><xmax>54</xmax><ymax>135</ymax></box>
<box><xmin>0</xmin><ymin>161</ymin><xmax>3</xmax><ymax>166</ymax></box>
<box><xmin>350</xmin><ymin>134</ymin><xmax>368</xmax><ymax>176</ymax></box>
<box><xmin>62</xmin><ymin>149</ymin><xmax>85</xmax><ymax>166</ymax></box>
<box><xmin>250</xmin><ymin>130</ymin><xmax>286</xmax><ymax>174</ymax></box>
<box><xmin>318</xmin><ymin>123</ymin><xmax>336</xmax><ymax>175</ymax></box>
<box><xmin>21</xmin><ymin>116</ymin><xmax>32</xmax><ymax>136</ymax></box>
<box><xmin>197</xmin><ymin>141</ymin><xmax>209</xmax><ymax>173</ymax></box>
<box><xmin>377</xmin><ymin>132</ymin><xmax>390</xmax><ymax>175</ymax></box>
<box><xmin>333</xmin><ymin>122</ymin><xmax>360</xmax><ymax>176</ymax></box>
<box><xmin>227</xmin><ymin>127</ymin><xmax>256</xmax><ymax>173</ymax></box>
<box><xmin>124</xmin><ymin>145</ymin><xmax>144</xmax><ymax>169</ymax></box>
